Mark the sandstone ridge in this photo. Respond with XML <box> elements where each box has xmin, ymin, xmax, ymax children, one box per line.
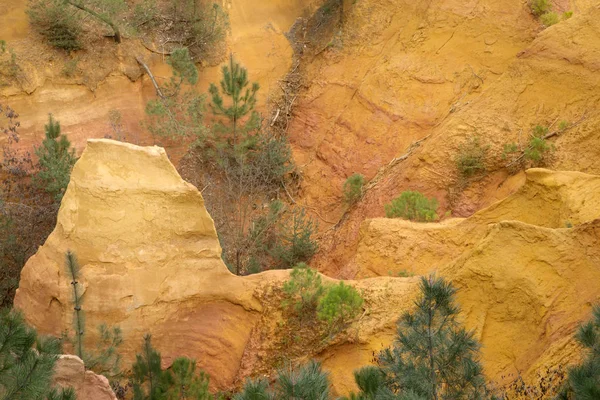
<box><xmin>14</xmin><ymin>139</ymin><xmax>263</xmax><ymax>389</ymax></box>
<box><xmin>14</xmin><ymin>140</ymin><xmax>600</xmax><ymax>396</ymax></box>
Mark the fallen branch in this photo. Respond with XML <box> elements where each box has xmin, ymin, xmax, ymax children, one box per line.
<box><xmin>135</xmin><ymin>56</ymin><xmax>165</xmax><ymax>99</ymax></box>
<box><xmin>270</xmin><ymin>108</ymin><xmax>280</xmax><ymax>127</ymax></box>
<box><xmin>140</xmin><ymin>40</ymin><xmax>173</xmax><ymax>56</ymax></box>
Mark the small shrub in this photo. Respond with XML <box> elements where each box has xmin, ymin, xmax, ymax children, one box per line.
<box><xmin>455</xmin><ymin>136</ymin><xmax>488</xmax><ymax>179</ymax></box>
<box><xmin>524</xmin><ymin>125</ymin><xmax>553</xmax><ymax>163</ymax></box>
<box><xmin>235</xmin><ymin>360</ymin><xmax>331</xmax><ymax>400</ymax></box>
<box><xmin>28</xmin><ymin>0</ymin><xmax>82</xmax><ymax>51</ymax></box>
<box><xmin>557</xmin><ymin>305</ymin><xmax>600</xmax><ymax>399</ymax></box>
<box><xmin>317</xmin><ymin>281</ymin><xmax>363</xmax><ymax>331</ymax></box>
<box><xmin>384</xmin><ymin>190</ymin><xmax>438</xmax><ymax>222</ymax></box>
<box><xmin>62</xmin><ymin>58</ymin><xmax>79</xmax><ymax>77</ymax></box>
<box><xmin>530</xmin><ymin>0</ymin><xmax>551</xmax><ymax>16</ymax></box>
<box><xmin>282</xmin><ymin>263</ymin><xmax>325</xmax><ymax>319</ymax></box>
<box><xmin>271</xmin><ymin>207</ymin><xmax>318</xmax><ymax>269</ymax></box>
<box><xmin>558</xmin><ymin>120</ymin><xmax>569</xmax><ymax>131</ymax></box>
<box><xmin>33</xmin><ymin>114</ymin><xmax>77</xmax><ymax>202</ymax></box>
<box><xmin>343</xmin><ymin>173</ymin><xmax>365</xmax><ymax>204</ymax></box>
<box><xmin>540</xmin><ymin>12</ymin><xmax>559</xmax><ymax>26</ymax></box>
<box><xmin>563</xmin><ymin>11</ymin><xmax>573</xmax><ymax>19</ymax></box>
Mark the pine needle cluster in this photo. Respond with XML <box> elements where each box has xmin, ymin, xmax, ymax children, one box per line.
<box><xmin>0</xmin><ymin>309</ymin><xmax>75</xmax><ymax>400</ymax></box>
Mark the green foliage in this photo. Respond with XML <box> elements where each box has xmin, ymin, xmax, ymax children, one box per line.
<box><xmin>1</xmin><ymin>105</ymin><xmax>59</xmax><ymax>308</ymax></box>
<box><xmin>169</xmin><ymin>48</ymin><xmax>198</xmax><ymax>86</ymax></box>
<box><xmin>317</xmin><ymin>282</ymin><xmax>363</xmax><ymax>332</ymax></box>
<box><xmin>251</xmin><ymin>133</ymin><xmax>295</xmax><ymax>189</ymax></box>
<box><xmin>0</xmin><ymin>308</ymin><xmax>75</xmax><ymax>400</ymax></box>
<box><xmin>282</xmin><ymin>263</ymin><xmax>325</xmax><ymax>319</ymax></box>
<box><xmin>0</xmin><ymin>40</ymin><xmax>5</xmax><ymax>53</ymax></box>
<box><xmin>563</xmin><ymin>11</ymin><xmax>573</xmax><ymax>19</ymax></box>
<box><xmin>270</xmin><ymin>207</ymin><xmax>318</xmax><ymax>269</ymax></box>
<box><xmin>208</xmin><ymin>54</ymin><xmax>260</xmax><ymax>154</ymax></box>
<box><xmin>237</xmin><ymin>200</ymin><xmax>317</xmax><ymax>275</ymax></box>
<box><xmin>84</xmin><ymin>324</ymin><xmax>123</xmax><ymax>378</ymax></box>
<box><xmin>558</xmin><ymin>120</ymin><xmax>570</xmax><ymax>131</ymax></box>
<box><xmin>64</xmin><ymin>251</ymin><xmax>123</xmax><ymax>378</ymax></box>
<box><xmin>165</xmin><ymin>357</ymin><xmax>211</xmax><ymax>400</ymax></box>
<box><xmin>558</xmin><ymin>305</ymin><xmax>600</xmax><ymax>400</ymax></box>
<box><xmin>540</xmin><ymin>12</ymin><xmax>560</xmax><ymax>26</ymax></box>
<box><xmin>145</xmin><ymin>48</ymin><xmax>208</xmax><ymax>141</ymax></box>
<box><xmin>132</xmin><ymin>334</ymin><xmax>167</xmax><ymax>400</ymax></box>
<box><xmin>275</xmin><ymin>360</ymin><xmax>331</xmax><ymax>400</ymax></box>
<box><xmin>378</xmin><ymin>275</ymin><xmax>488</xmax><ymax>399</ymax></box>
<box><xmin>33</xmin><ymin>114</ymin><xmax>77</xmax><ymax>202</ymax></box>
<box><xmin>525</xmin><ymin>125</ymin><xmax>552</xmax><ymax>164</ymax></box>
<box><xmin>341</xmin><ymin>366</ymin><xmax>385</xmax><ymax>400</ymax></box>
<box><xmin>27</xmin><ymin>0</ymin><xmax>82</xmax><ymax>51</ymax></box>
<box><xmin>455</xmin><ymin>136</ymin><xmax>488</xmax><ymax>179</ymax></box>
<box><xmin>132</xmin><ymin>335</ymin><xmax>215</xmax><ymax>400</ymax></box>
<box><xmin>343</xmin><ymin>173</ymin><xmax>365</xmax><ymax>205</ymax></box>
<box><xmin>384</xmin><ymin>191</ymin><xmax>438</xmax><ymax>222</ymax></box>
<box><xmin>234</xmin><ymin>379</ymin><xmax>271</xmax><ymax>400</ymax></box>
<box><xmin>62</xmin><ymin>58</ymin><xmax>79</xmax><ymax>77</ymax></box>
<box><xmin>235</xmin><ymin>360</ymin><xmax>330</xmax><ymax>400</ymax></box>
<box><xmin>530</xmin><ymin>0</ymin><xmax>551</xmax><ymax>16</ymax></box>
<box><xmin>65</xmin><ymin>251</ymin><xmax>84</xmax><ymax>359</ymax></box>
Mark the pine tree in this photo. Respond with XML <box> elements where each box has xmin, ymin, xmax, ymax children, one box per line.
<box><xmin>377</xmin><ymin>275</ymin><xmax>488</xmax><ymax>400</ymax></box>
<box><xmin>33</xmin><ymin>114</ymin><xmax>76</xmax><ymax>202</ymax></box>
<box><xmin>275</xmin><ymin>360</ymin><xmax>331</xmax><ymax>400</ymax></box>
<box><xmin>65</xmin><ymin>251</ymin><xmax>84</xmax><ymax>360</ymax></box>
<box><xmin>165</xmin><ymin>357</ymin><xmax>211</xmax><ymax>400</ymax></box>
<box><xmin>0</xmin><ymin>308</ymin><xmax>76</xmax><ymax>400</ymax></box>
<box><xmin>340</xmin><ymin>366</ymin><xmax>385</xmax><ymax>400</ymax></box>
<box><xmin>234</xmin><ymin>379</ymin><xmax>271</xmax><ymax>400</ymax></box>
<box><xmin>132</xmin><ymin>334</ymin><xmax>168</xmax><ymax>400</ymax></box>
<box><xmin>558</xmin><ymin>304</ymin><xmax>600</xmax><ymax>400</ymax></box>
<box><xmin>64</xmin><ymin>251</ymin><xmax>123</xmax><ymax>378</ymax></box>
<box><xmin>235</xmin><ymin>360</ymin><xmax>330</xmax><ymax>400</ymax></box>
<box><xmin>208</xmin><ymin>54</ymin><xmax>260</xmax><ymax>154</ymax></box>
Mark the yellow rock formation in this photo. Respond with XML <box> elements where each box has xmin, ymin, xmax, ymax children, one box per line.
<box><xmin>0</xmin><ymin>0</ymin><xmax>320</xmax><ymax>159</ymax></box>
<box><xmin>322</xmin><ymin>169</ymin><xmax>600</xmax><ymax>393</ymax></box>
<box><xmin>14</xmin><ymin>140</ymin><xmax>599</xmax><ymax>397</ymax></box>
<box><xmin>13</xmin><ymin>139</ymin><xmax>418</xmax><ymax>393</ymax></box>
<box><xmin>312</xmin><ymin>3</ymin><xmax>600</xmax><ymax>274</ymax></box>
<box><xmin>14</xmin><ymin>139</ymin><xmax>263</xmax><ymax>389</ymax></box>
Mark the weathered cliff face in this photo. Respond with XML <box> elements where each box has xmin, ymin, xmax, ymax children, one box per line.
<box><xmin>335</xmin><ymin>169</ymin><xmax>600</xmax><ymax>388</ymax></box>
<box><xmin>289</xmin><ymin>0</ymin><xmax>541</xmax><ymax>223</ymax></box>
<box><xmin>312</xmin><ymin>3</ymin><xmax>600</xmax><ymax>275</ymax></box>
<box><xmin>0</xmin><ymin>0</ymin><xmax>320</xmax><ymax>159</ymax></box>
<box><xmin>13</xmin><ymin>139</ymin><xmax>263</xmax><ymax>389</ymax></box>
<box><xmin>14</xmin><ymin>140</ymin><xmax>600</xmax><ymax>396</ymax></box>
<box><xmin>12</xmin><ymin>139</ymin><xmax>418</xmax><ymax>393</ymax></box>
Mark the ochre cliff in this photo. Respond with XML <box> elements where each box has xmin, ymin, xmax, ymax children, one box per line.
<box><xmin>14</xmin><ymin>140</ymin><xmax>600</xmax><ymax>396</ymax></box>
<box><xmin>311</xmin><ymin>3</ymin><xmax>600</xmax><ymax>275</ymax></box>
<box><xmin>13</xmin><ymin>139</ymin><xmax>417</xmax><ymax>393</ymax></box>
<box><xmin>0</xmin><ymin>0</ymin><xmax>320</xmax><ymax>159</ymax></box>
<box><xmin>13</xmin><ymin>139</ymin><xmax>263</xmax><ymax>389</ymax></box>
<box><xmin>321</xmin><ymin>169</ymin><xmax>600</xmax><ymax>392</ymax></box>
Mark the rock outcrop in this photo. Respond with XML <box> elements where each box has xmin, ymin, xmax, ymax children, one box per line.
<box><xmin>326</xmin><ymin>169</ymin><xmax>600</xmax><ymax>390</ymax></box>
<box><xmin>13</xmin><ymin>139</ymin><xmax>416</xmax><ymax>393</ymax></box>
<box><xmin>53</xmin><ymin>355</ymin><xmax>117</xmax><ymax>400</ymax></box>
<box><xmin>312</xmin><ymin>4</ymin><xmax>600</xmax><ymax>276</ymax></box>
<box><xmin>14</xmin><ymin>139</ymin><xmax>263</xmax><ymax>389</ymax></box>
<box><xmin>14</xmin><ymin>140</ymin><xmax>600</xmax><ymax>396</ymax></box>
